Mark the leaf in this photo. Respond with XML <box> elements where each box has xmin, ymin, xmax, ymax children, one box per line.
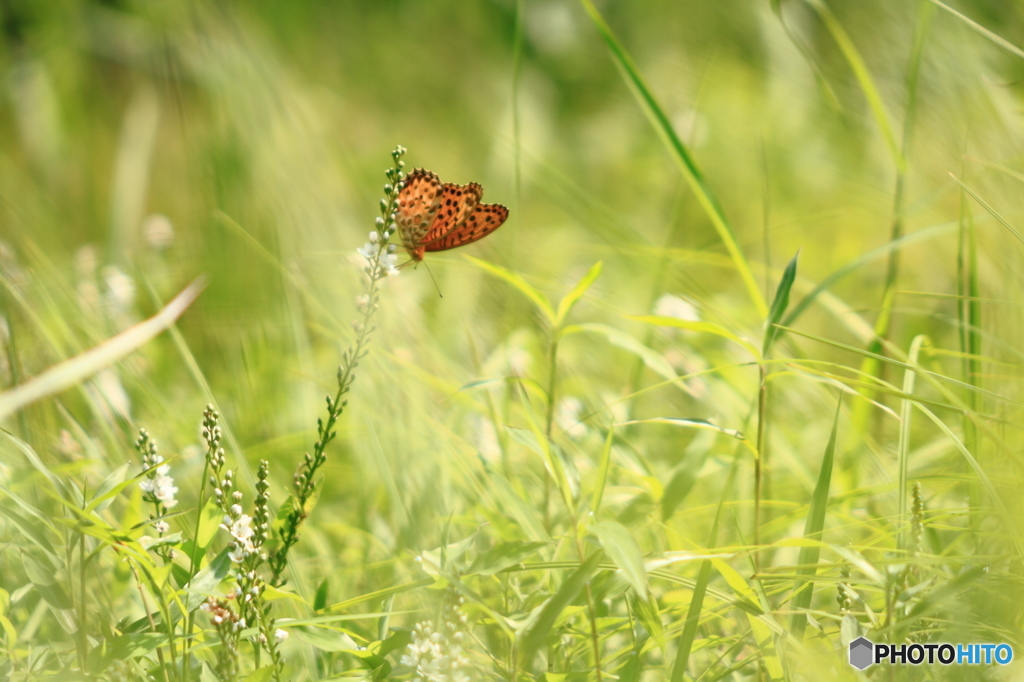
<box><xmin>789</xmin><ymin>398</ymin><xmax>840</xmax><ymax>640</ymax></box>
<box><xmin>196</xmin><ymin>497</ymin><xmax>223</xmax><ymax>550</ymax></box>
<box><xmin>661</xmin><ymin>448</ymin><xmax>710</xmax><ymax>521</ymax></box>
<box><xmin>905</xmin><ymin>565</ymin><xmax>987</xmax><ymax>621</ymax></box>
<box><xmin>670</xmin><ymin>498</ymin><xmax>723</xmax><ymax>682</ymax></box>
<box><xmin>562</xmin><ymin>323</ymin><xmax>685</xmax><ymax>392</ymax></box>
<box><xmin>929</xmin><ymin>0</ymin><xmax>1024</xmax><ymax>60</ymax></box>
<box><xmin>577</xmin><ymin>0</ymin><xmax>766</xmax><ymax>316</ymax></box>
<box><xmin>555</xmin><ymin>261</ymin><xmax>602</xmax><ymax>327</ymax></box>
<box><xmin>0</xmin><ymin>278</ymin><xmax>206</xmax><ymax>421</ymax></box>
<box><xmin>463</xmin><ymin>255</ymin><xmax>555</xmax><ymax>324</ymax></box>
<box><xmin>590</xmin><ymin>521</ymin><xmax>647</xmax><ymax>601</ymax></box>
<box><xmin>292</xmin><ymin>625</ymin><xmax>360</xmax><ymax>652</ymax></box>
<box><xmin>314</xmin><ymin>579</ymin><xmax>329</xmax><ymax>612</ymax></box>
<box><xmin>590</xmin><ymin>428</ymin><xmax>615</xmax><ymax>514</ymax></box>
<box><xmin>805</xmin><ymin>0</ymin><xmax>904</xmax><ymax>170</ymax></box>
<box><xmin>86</xmin><ymin>463</ymin><xmax>131</xmax><ymax>513</ymax></box>
<box><xmin>244</xmin><ymin>666</ymin><xmax>276</xmax><ymax>682</ymax></box>
<box><xmin>518</xmin><ymin>552</ymin><xmax>604</xmax><ymax>670</ymax></box>
<box><xmin>762</xmin><ymin>250</ymin><xmax>799</xmax><ymax>356</ymax></box>
<box><xmin>102</xmin><ymin>633</ymin><xmax>168</xmax><ymax>662</ymax></box>
<box><xmin>628</xmin><ymin>315</ymin><xmax>760</xmax><ymax>359</ymax></box>
<box><xmin>183</xmin><ymin>548</ymin><xmax>233</xmax><ymax>610</ymax></box>
<box><xmin>467</xmin><ymin>541</ymin><xmax>548</xmax><ymax>576</ymax></box>
<box><xmin>950</xmin><ymin>174</ymin><xmax>1024</xmax><ymax>245</ymax></box>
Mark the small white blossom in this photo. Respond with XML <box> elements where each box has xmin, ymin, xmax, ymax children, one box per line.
<box><xmin>369</xmin><ymin>231</ymin><xmax>379</xmax><ymax>243</ymax></box>
<box><xmin>356</xmin><ymin>243</ymin><xmax>376</xmax><ymax>260</ymax></box>
<box><xmin>154</xmin><ymin>520</ymin><xmax>170</xmax><ymax>534</ymax></box>
<box><xmin>555</xmin><ymin>397</ymin><xmax>588</xmax><ymax>439</ymax></box>
<box><xmin>382</xmin><ymin>252</ymin><xmax>400</xmax><ymax>277</ymax></box>
<box><xmin>654</xmin><ymin>293</ymin><xmax>700</xmax><ymax>322</ymax></box>
<box><xmin>274</xmin><ymin>628</ymin><xmax>289</xmax><ymax>642</ymax></box>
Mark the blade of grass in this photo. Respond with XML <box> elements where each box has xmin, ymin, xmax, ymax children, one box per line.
<box><xmin>898</xmin><ymin>336</ymin><xmax>926</xmax><ymax>551</ymax></box>
<box><xmin>928</xmin><ymin>0</ymin><xmax>1024</xmax><ymax>60</ymax></box>
<box><xmin>789</xmin><ymin>398</ymin><xmax>840</xmax><ymax>641</ymax></box>
<box><xmin>0</xmin><ymin>278</ymin><xmax>206</xmax><ymax>422</ymax></box>
<box><xmin>805</xmin><ymin>0</ymin><xmax>904</xmax><ymax>171</ymax></box>
<box><xmin>577</xmin><ymin>0</ymin><xmax>767</xmax><ymax>317</ymax></box>
<box><xmin>555</xmin><ymin>260</ymin><xmax>603</xmax><ymax>328</ymax></box>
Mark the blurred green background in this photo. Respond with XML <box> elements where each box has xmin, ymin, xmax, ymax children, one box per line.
<box><xmin>3</xmin><ymin>0</ymin><xmax>1024</xmax><ymax>678</ymax></box>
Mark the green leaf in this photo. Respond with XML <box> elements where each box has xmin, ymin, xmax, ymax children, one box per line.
<box><xmin>661</xmin><ymin>447</ymin><xmax>711</xmax><ymax>521</ymax></box>
<box><xmin>102</xmin><ymin>633</ymin><xmax>169</xmax><ymax>662</ymax></box>
<box><xmin>555</xmin><ymin>260</ymin><xmax>602</xmax><ymax>328</ymax></box>
<box><xmin>183</xmin><ymin>548</ymin><xmax>233</xmax><ymax>610</ymax></box>
<box><xmin>929</xmin><ymin>0</ymin><xmax>1024</xmax><ymax>60</ymax></box>
<box><xmin>314</xmin><ymin>578</ymin><xmax>329</xmax><ymax>612</ymax></box>
<box><xmin>805</xmin><ymin>0</ymin><xmax>904</xmax><ymax>171</ymax></box>
<box><xmin>244</xmin><ymin>666</ymin><xmax>276</xmax><ymax>682</ymax></box>
<box><xmin>0</xmin><ymin>278</ymin><xmax>206</xmax><ymax>422</ymax></box>
<box><xmin>467</xmin><ymin>541</ymin><xmax>548</xmax><ymax>576</ymax></box>
<box><xmin>196</xmin><ymin>497</ymin><xmax>223</xmax><ymax>550</ymax></box>
<box><xmin>590</xmin><ymin>521</ymin><xmax>647</xmax><ymax>601</ymax></box>
<box><xmin>577</xmin><ymin>0</ymin><xmax>766</xmax><ymax>316</ymax></box>
<box><xmin>85</xmin><ymin>463</ymin><xmax>131</xmax><ymax>512</ymax></box>
<box><xmin>463</xmin><ymin>254</ymin><xmax>555</xmax><ymax>324</ymax></box>
<box><xmin>789</xmin><ymin>398</ymin><xmax>840</xmax><ymax>640</ymax></box>
<box><xmin>628</xmin><ymin>315</ymin><xmax>760</xmax><ymax>359</ymax></box>
<box><xmin>590</xmin><ymin>428</ymin><xmax>614</xmax><ymax>514</ymax></box>
<box><xmin>670</xmin><ymin>496</ymin><xmax>724</xmax><ymax>682</ymax></box>
<box><xmin>518</xmin><ymin>552</ymin><xmax>603</xmax><ymax>670</ymax></box>
<box><xmin>292</xmin><ymin>625</ymin><xmax>360</xmax><ymax>652</ymax></box>
<box><xmin>950</xmin><ymin>174</ymin><xmax>1024</xmax><ymax>245</ymax></box>
<box><xmin>762</xmin><ymin>250</ymin><xmax>799</xmax><ymax>357</ymax></box>
<box><xmin>562</xmin><ymin>323</ymin><xmax>684</xmax><ymax>392</ymax></box>
<box><xmin>905</xmin><ymin>565</ymin><xmax>987</xmax><ymax>621</ymax></box>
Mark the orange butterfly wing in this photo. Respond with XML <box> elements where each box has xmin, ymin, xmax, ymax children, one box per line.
<box><xmin>420</xmin><ymin>182</ymin><xmax>483</xmax><ymax>246</ymax></box>
<box><xmin>395</xmin><ymin>169</ymin><xmax>443</xmax><ymax>253</ymax></box>
<box><xmin>423</xmin><ymin>203</ymin><xmax>510</xmax><ymax>252</ymax></box>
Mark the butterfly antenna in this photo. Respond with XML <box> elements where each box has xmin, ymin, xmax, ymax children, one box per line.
<box><xmin>423</xmin><ymin>261</ymin><xmax>444</xmax><ymax>298</ymax></box>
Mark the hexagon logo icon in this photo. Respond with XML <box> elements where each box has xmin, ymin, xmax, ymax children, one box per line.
<box><xmin>849</xmin><ymin>637</ymin><xmax>874</xmax><ymax>670</ymax></box>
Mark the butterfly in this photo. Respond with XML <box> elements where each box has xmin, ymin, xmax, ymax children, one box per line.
<box><xmin>395</xmin><ymin>169</ymin><xmax>509</xmax><ymax>262</ymax></box>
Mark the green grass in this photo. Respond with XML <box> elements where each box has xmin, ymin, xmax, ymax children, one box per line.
<box><xmin>1</xmin><ymin>0</ymin><xmax>1024</xmax><ymax>680</ymax></box>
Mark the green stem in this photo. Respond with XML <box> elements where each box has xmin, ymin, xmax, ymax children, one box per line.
<box><xmin>182</xmin><ymin>458</ymin><xmax>210</xmax><ymax>682</ymax></box>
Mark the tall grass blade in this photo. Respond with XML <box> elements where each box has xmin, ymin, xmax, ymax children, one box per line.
<box><xmin>805</xmin><ymin>0</ymin><xmax>904</xmax><ymax>170</ymax></box>
<box><xmin>0</xmin><ymin>278</ymin><xmax>206</xmax><ymax>422</ymax></box>
<box><xmin>898</xmin><ymin>336</ymin><xmax>926</xmax><ymax>550</ymax></box>
<box><xmin>928</xmin><ymin>0</ymin><xmax>1024</xmax><ymax>60</ymax></box>
<box><xmin>763</xmin><ymin>250</ymin><xmax>799</xmax><ymax>357</ymax></box>
<box><xmin>789</xmin><ymin>398</ymin><xmax>840</xmax><ymax>640</ymax></box>
<box><xmin>518</xmin><ymin>551</ymin><xmax>604</xmax><ymax>671</ymax></box>
<box><xmin>577</xmin><ymin>0</ymin><xmax>767</xmax><ymax>317</ymax></box>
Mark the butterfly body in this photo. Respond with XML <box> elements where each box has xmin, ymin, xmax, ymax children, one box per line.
<box><xmin>395</xmin><ymin>169</ymin><xmax>509</xmax><ymax>261</ymax></box>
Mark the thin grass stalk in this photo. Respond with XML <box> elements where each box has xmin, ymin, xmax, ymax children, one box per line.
<box><xmin>540</xmin><ymin>329</ymin><xmax>603</xmax><ymax>681</ymax></box>
<box><xmin>181</xmin><ymin>455</ymin><xmax>211</xmax><ymax>682</ymax></box>
<box><xmin>851</xmin><ymin>0</ymin><xmax>933</xmax><ymax>442</ymax></box>
<box><xmin>898</xmin><ymin>336</ymin><xmax>925</xmax><ymax>551</ymax></box>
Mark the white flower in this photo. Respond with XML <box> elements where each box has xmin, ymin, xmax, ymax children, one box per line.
<box><xmin>382</xmin><ymin>252</ymin><xmax>400</xmax><ymax>277</ymax></box>
<box><xmin>274</xmin><ymin>628</ymin><xmax>288</xmax><ymax>642</ymax></box>
<box><xmin>154</xmin><ymin>474</ymin><xmax>179</xmax><ymax>508</ymax></box>
<box><xmin>103</xmin><ymin>266</ymin><xmax>135</xmax><ymax>309</ymax></box>
<box><xmin>154</xmin><ymin>520</ymin><xmax>170</xmax><ymax>534</ymax></box>
<box><xmin>369</xmin><ymin>231</ymin><xmax>379</xmax><ymax>243</ymax></box>
<box><xmin>654</xmin><ymin>293</ymin><xmax>699</xmax><ymax>322</ymax></box>
<box><xmin>555</xmin><ymin>397</ymin><xmax>588</xmax><ymax>439</ymax></box>
<box><xmin>356</xmin><ymin>242</ymin><xmax>376</xmax><ymax>260</ymax></box>
<box><xmin>143</xmin><ymin>214</ymin><xmax>175</xmax><ymax>249</ymax></box>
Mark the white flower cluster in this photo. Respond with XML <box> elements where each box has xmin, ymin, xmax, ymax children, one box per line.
<box><xmin>222</xmin><ymin>502</ymin><xmax>256</xmax><ymax>564</ymax></box>
<box><xmin>357</xmin><ymin>229</ymin><xmax>400</xmax><ymax>278</ymax></box>
<box><xmin>401</xmin><ymin>598</ymin><xmax>473</xmax><ymax>682</ymax></box>
<box><xmin>139</xmin><ymin>441</ymin><xmax>179</xmax><ymax>514</ymax></box>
